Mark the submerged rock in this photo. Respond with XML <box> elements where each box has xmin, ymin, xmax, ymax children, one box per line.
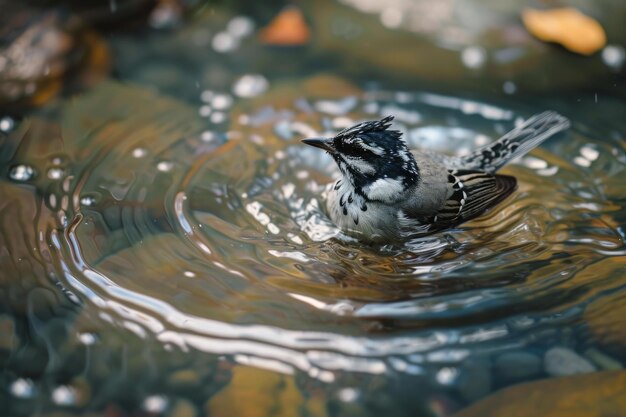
<box><xmin>544</xmin><ymin>347</ymin><xmax>596</xmax><ymax>377</ymax></box>
<box><xmin>24</xmin><ymin>0</ymin><xmax>159</xmax><ymax>28</ymax></box>
<box><xmin>494</xmin><ymin>351</ymin><xmax>542</xmax><ymax>381</ymax></box>
<box><xmin>583</xmin><ymin>257</ymin><xmax>626</xmax><ymax>356</ymax></box>
<box><xmin>453</xmin><ymin>370</ymin><xmax>626</xmax><ymax>417</ymax></box>
<box><xmin>205</xmin><ymin>366</ymin><xmax>325</xmax><ymax>417</ymax></box>
<box><xmin>0</xmin><ymin>2</ymin><xmax>110</xmax><ymax>113</ymax></box>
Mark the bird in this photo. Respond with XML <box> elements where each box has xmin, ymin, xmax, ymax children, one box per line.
<box><xmin>302</xmin><ymin>111</ymin><xmax>570</xmax><ymax>243</ymax></box>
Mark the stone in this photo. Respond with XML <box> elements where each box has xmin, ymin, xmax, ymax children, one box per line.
<box><xmin>205</xmin><ymin>366</ymin><xmax>325</xmax><ymax>417</ymax></box>
<box><xmin>0</xmin><ymin>314</ymin><xmax>18</xmax><ymax>351</ymax></box>
<box><xmin>453</xmin><ymin>370</ymin><xmax>626</xmax><ymax>417</ymax></box>
<box><xmin>168</xmin><ymin>369</ymin><xmax>202</xmax><ymax>387</ymax></box>
<box><xmin>585</xmin><ymin>348</ymin><xmax>623</xmax><ymax>371</ymax></box>
<box><xmin>544</xmin><ymin>347</ymin><xmax>596</xmax><ymax>377</ymax></box>
<box><xmin>0</xmin><ymin>3</ymin><xmax>110</xmax><ymax>113</ymax></box>
<box><xmin>494</xmin><ymin>351</ymin><xmax>542</xmax><ymax>380</ymax></box>
<box><xmin>167</xmin><ymin>399</ymin><xmax>198</xmax><ymax>417</ymax></box>
<box><xmin>584</xmin><ymin>258</ymin><xmax>626</xmax><ymax>356</ymax></box>
<box><xmin>456</xmin><ymin>359</ymin><xmax>492</xmax><ymax>402</ymax></box>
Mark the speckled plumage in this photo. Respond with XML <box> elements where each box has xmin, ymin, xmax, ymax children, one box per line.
<box><xmin>303</xmin><ymin>112</ymin><xmax>570</xmax><ymax>243</ymax></box>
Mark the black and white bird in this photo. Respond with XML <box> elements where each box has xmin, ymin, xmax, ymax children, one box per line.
<box><xmin>302</xmin><ymin>111</ymin><xmax>570</xmax><ymax>243</ymax></box>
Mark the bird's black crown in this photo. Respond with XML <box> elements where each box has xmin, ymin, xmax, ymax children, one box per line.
<box><xmin>330</xmin><ymin>115</ymin><xmax>420</xmax><ymax>195</ymax></box>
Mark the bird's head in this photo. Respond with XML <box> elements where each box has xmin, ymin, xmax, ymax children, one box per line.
<box><xmin>302</xmin><ymin>116</ymin><xmax>419</xmax><ymax>202</ymax></box>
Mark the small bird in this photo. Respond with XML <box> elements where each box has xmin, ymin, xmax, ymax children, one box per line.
<box><xmin>302</xmin><ymin>111</ymin><xmax>570</xmax><ymax>243</ymax></box>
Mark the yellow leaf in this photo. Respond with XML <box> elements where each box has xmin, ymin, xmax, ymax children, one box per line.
<box><xmin>522</xmin><ymin>8</ymin><xmax>606</xmax><ymax>55</ymax></box>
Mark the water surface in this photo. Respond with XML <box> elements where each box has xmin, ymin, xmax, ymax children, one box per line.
<box><xmin>1</xmin><ymin>2</ymin><xmax>625</xmax><ymax>416</ymax></box>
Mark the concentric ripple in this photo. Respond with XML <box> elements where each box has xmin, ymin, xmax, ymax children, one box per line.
<box><xmin>4</xmin><ymin>81</ymin><xmax>625</xmax><ymax>400</ymax></box>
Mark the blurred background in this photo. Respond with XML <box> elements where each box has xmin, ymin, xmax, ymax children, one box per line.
<box><xmin>1</xmin><ymin>1</ymin><xmax>625</xmax><ymax>416</ymax></box>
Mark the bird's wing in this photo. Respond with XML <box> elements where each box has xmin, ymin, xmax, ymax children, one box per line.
<box><xmin>427</xmin><ymin>169</ymin><xmax>517</xmax><ymax>227</ymax></box>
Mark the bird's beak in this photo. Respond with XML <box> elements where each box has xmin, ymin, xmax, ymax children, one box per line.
<box><xmin>302</xmin><ymin>137</ymin><xmax>335</xmax><ymax>153</ymax></box>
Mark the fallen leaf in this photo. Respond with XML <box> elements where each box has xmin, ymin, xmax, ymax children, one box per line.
<box><xmin>259</xmin><ymin>6</ymin><xmax>310</xmax><ymax>46</ymax></box>
<box><xmin>522</xmin><ymin>8</ymin><xmax>606</xmax><ymax>55</ymax></box>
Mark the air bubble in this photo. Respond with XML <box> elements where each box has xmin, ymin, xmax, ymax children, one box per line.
<box><xmin>212</xmin><ymin>32</ymin><xmax>239</xmax><ymax>53</ymax></box>
<box><xmin>503</xmin><ymin>81</ymin><xmax>517</xmax><ymax>95</ymax></box>
<box><xmin>0</xmin><ymin>116</ymin><xmax>15</xmax><ymax>132</ymax></box>
<box><xmin>9</xmin><ymin>164</ymin><xmax>35</xmax><ymax>182</ymax></box>
<box><xmin>337</xmin><ymin>387</ymin><xmax>360</xmax><ymax>402</ymax></box>
<box><xmin>132</xmin><ymin>148</ymin><xmax>147</xmax><ymax>158</ymax></box>
<box><xmin>200</xmin><ymin>90</ymin><xmax>214</xmax><ymax>102</ymax></box>
<box><xmin>199</xmin><ymin>105</ymin><xmax>212</xmax><ymax>117</ymax></box>
<box><xmin>201</xmin><ymin>131</ymin><xmax>216</xmax><ymax>142</ymax></box>
<box><xmin>47</xmin><ymin>167</ymin><xmax>65</xmax><ymax>180</ymax></box>
<box><xmin>157</xmin><ymin>161</ymin><xmax>174</xmax><ymax>172</ymax></box>
<box><xmin>233</xmin><ymin>74</ymin><xmax>269</xmax><ymax>98</ymax></box>
<box><xmin>143</xmin><ymin>395</ymin><xmax>168</xmax><ymax>413</ymax></box>
<box><xmin>435</xmin><ymin>367</ymin><xmax>459</xmax><ymax>385</ymax></box>
<box><xmin>227</xmin><ymin>16</ymin><xmax>255</xmax><ymax>38</ymax></box>
<box><xmin>461</xmin><ymin>46</ymin><xmax>486</xmax><ymax>69</ymax></box>
<box><xmin>78</xmin><ymin>332</ymin><xmax>97</xmax><ymax>345</ymax></box>
<box><xmin>80</xmin><ymin>196</ymin><xmax>96</xmax><ymax>207</ymax></box>
<box><xmin>10</xmin><ymin>378</ymin><xmax>35</xmax><ymax>398</ymax></box>
<box><xmin>210</xmin><ymin>112</ymin><xmax>227</xmax><ymax>124</ymax></box>
<box><xmin>52</xmin><ymin>385</ymin><xmax>77</xmax><ymax>405</ymax></box>
<box><xmin>211</xmin><ymin>94</ymin><xmax>233</xmax><ymax>110</ymax></box>
<box><xmin>602</xmin><ymin>45</ymin><xmax>625</xmax><ymax>69</ymax></box>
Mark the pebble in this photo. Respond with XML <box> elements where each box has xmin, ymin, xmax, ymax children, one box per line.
<box><xmin>0</xmin><ymin>314</ymin><xmax>17</xmax><ymax>350</ymax></box>
<box><xmin>167</xmin><ymin>399</ymin><xmax>198</xmax><ymax>417</ymax></box>
<box><xmin>168</xmin><ymin>369</ymin><xmax>202</xmax><ymax>386</ymax></box>
<box><xmin>544</xmin><ymin>347</ymin><xmax>596</xmax><ymax>377</ymax></box>
<box><xmin>456</xmin><ymin>359</ymin><xmax>492</xmax><ymax>402</ymax></box>
<box><xmin>494</xmin><ymin>351</ymin><xmax>542</xmax><ymax>380</ymax></box>
<box><xmin>584</xmin><ymin>348</ymin><xmax>623</xmax><ymax>371</ymax></box>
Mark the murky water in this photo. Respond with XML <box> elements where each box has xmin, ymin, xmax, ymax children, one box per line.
<box><xmin>1</xmin><ymin>1</ymin><xmax>625</xmax><ymax>416</ymax></box>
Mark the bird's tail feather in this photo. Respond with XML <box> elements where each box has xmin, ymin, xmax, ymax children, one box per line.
<box><xmin>458</xmin><ymin>111</ymin><xmax>570</xmax><ymax>173</ymax></box>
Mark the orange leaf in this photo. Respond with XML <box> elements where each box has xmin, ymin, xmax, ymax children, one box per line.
<box><xmin>259</xmin><ymin>7</ymin><xmax>310</xmax><ymax>46</ymax></box>
<box><xmin>522</xmin><ymin>8</ymin><xmax>606</xmax><ymax>55</ymax></box>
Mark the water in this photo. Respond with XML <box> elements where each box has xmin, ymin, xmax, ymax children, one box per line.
<box><xmin>1</xmin><ymin>2</ymin><xmax>625</xmax><ymax>416</ymax></box>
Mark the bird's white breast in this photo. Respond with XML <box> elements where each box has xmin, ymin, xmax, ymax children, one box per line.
<box><xmin>362</xmin><ymin>177</ymin><xmax>405</xmax><ymax>203</ymax></box>
<box><xmin>326</xmin><ymin>180</ymin><xmax>404</xmax><ymax>242</ymax></box>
